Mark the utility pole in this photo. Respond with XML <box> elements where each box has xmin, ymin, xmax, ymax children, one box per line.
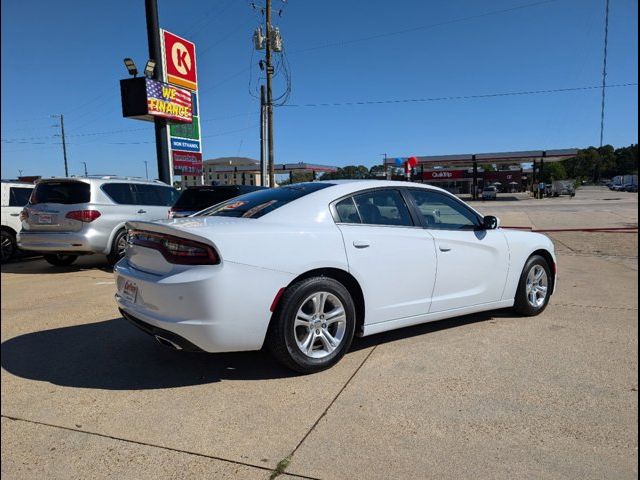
<box><xmin>260</xmin><ymin>85</ymin><xmax>267</xmax><ymax>186</ymax></box>
<box><xmin>595</xmin><ymin>0</ymin><xmax>611</xmax><ymax>183</ymax></box>
<box><xmin>144</xmin><ymin>160</ymin><xmax>149</xmax><ymax>180</ymax></box>
<box><xmin>145</xmin><ymin>0</ymin><xmax>171</xmax><ymax>185</ymax></box>
<box><xmin>82</xmin><ymin>161</ymin><xmax>88</xmax><ymax>176</ymax></box>
<box><xmin>53</xmin><ymin>114</ymin><xmax>69</xmax><ymax>177</ymax></box>
<box><xmin>265</xmin><ymin>0</ymin><xmax>275</xmax><ymax>187</ymax></box>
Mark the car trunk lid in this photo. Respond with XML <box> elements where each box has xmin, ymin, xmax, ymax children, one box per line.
<box><xmin>23</xmin><ymin>180</ymin><xmax>92</xmax><ymax>233</ymax></box>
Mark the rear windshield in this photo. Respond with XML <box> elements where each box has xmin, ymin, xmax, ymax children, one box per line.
<box><xmin>199</xmin><ymin>183</ymin><xmax>334</xmax><ymax>218</ymax></box>
<box><xmin>174</xmin><ymin>187</ymin><xmax>248</xmax><ymax>211</ymax></box>
<box><xmin>31</xmin><ymin>181</ymin><xmax>90</xmax><ymax>205</ymax></box>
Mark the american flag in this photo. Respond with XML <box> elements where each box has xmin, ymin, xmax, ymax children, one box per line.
<box><xmin>147</xmin><ymin>79</ymin><xmax>192</xmax><ymax>114</ymax></box>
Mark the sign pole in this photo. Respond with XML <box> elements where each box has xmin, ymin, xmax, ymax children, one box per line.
<box><xmin>145</xmin><ymin>0</ymin><xmax>171</xmax><ymax>185</ymax></box>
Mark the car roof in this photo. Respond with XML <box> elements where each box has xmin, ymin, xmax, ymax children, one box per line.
<box><xmin>316</xmin><ymin>179</ymin><xmax>450</xmax><ymax>194</ymax></box>
<box><xmin>36</xmin><ymin>176</ymin><xmax>173</xmax><ymax>187</ymax></box>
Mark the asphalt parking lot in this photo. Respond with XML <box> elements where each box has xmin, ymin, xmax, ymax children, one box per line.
<box><xmin>1</xmin><ymin>187</ymin><xmax>638</xmax><ymax>479</ymax></box>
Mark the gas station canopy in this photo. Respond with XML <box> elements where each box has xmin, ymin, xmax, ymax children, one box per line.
<box><xmin>384</xmin><ymin>149</ymin><xmax>578</xmax><ymax>168</ymax></box>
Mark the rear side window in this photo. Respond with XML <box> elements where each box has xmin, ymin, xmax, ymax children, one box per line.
<box><xmin>173</xmin><ymin>188</ymin><xmax>242</xmax><ymax>211</ymax></box>
<box><xmin>133</xmin><ymin>184</ymin><xmax>179</xmax><ymax>206</ymax></box>
<box><xmin>335</xmin><ymin>197</ymin><xmax>361</xmax><ymax>223</ymax></box>
<box><xmin>9</xmin><ymin>187</ymin><xmax>33</xmax><ymax>206</ymax></box>
<box><xmin>31</xmin><ymin>181</ymin><xmax>90</xmax><ymax>205</ymax></box>
<box><xmin>200</xmin><ymin>183</ymin><xmax>334</xmax><ymax>218</ymax></box>
<box><xmin>351</xmin><ymin>190</ymin><xmax>413</xmax><ymax>227</ymax></box>
<box><xmin>102</xmin><ymin>183</ymin><xmax>135</xmax><ymax>204</ymax></box>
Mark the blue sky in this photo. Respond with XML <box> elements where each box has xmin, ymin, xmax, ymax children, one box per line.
<box><xmin>1</xmin><ymin>0</ymin><xmax>638</xmax><ymax>180</ymax></box>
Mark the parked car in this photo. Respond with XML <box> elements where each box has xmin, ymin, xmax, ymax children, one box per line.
<box><xmin>169</xmin><ymin>185</ymin><xmax>267</xmax><ymax>218</ymax></box>
<box><xmin>115</xmin><ymin>180</ymin><xmax>556</xmax><ymax>373</ymax></box>
<box><xmin>482</xmin><ymin>186</ymin><xmax>497</xmax><ymax>200</ymax></box>
<box><xmin>551</xmin><ymin>180</ymin><xmax>575</xmax><ymax>197</ymax></box>
<box><xmin>18</xmin><ymin>176</ymin><xmax>178</xmax><ymax>266</ymax></box>
<box><xmin>1</xmin><ymin>181</ymin><xmax>35</xmax><ymax>263</ymax></box>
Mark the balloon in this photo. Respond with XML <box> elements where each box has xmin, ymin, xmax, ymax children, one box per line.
<box><xmin>395</xmin><ymin>158</ymin><xmax>404</xmax><ymax>166</ymax></box>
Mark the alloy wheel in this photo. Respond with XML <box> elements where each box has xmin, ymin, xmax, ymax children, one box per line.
<box><xmin>294</xmin><ymin>291</ymin><xmax>347</xmax><ymax>359</ymax></box>
<box><xmin>526</xmin><ymin>265</ymin><xmax>548</xmax><ymax>308</ymax></box>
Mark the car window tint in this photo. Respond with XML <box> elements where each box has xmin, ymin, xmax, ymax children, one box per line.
<box><xmin>352</xmin><ymin>190</ymin><xmax>413</xmax><ymax>227</ymax></box>
<box><xmin>408</xmin><ymin>189</ymin><xmax>479</xmax><ymax>230</ymax></box>
<box><xmin>9</xmin><ymin>187</ymin><xmax>33</xmax><ymax>206</ymax></box>
<box><xmin>133</xmin><ymin>185</ymin><xmax>179</xmax><ymax>206</ymax></box>
<box><xmin>31</xmin><ymin>181</ymin><xmax>90</xmax><ymax>205</ymax></box>
<box><xmin>201</xmin><ymin>183</ymin><xmax>334</xmax><ymax>218</ymax></box>
<box><xmin>102</xmin><ymin>183</ymin><xmax>135</xmax><ymax>204</ymax></box>
<box><xmin>335</xmin><ymin>197</ymin><xmax>361</xmax><ymax>223</ymax></box>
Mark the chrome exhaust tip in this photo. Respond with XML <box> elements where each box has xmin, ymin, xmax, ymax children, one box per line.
<box><xmin>154</xmin><ymin>335</ymin><xmax>183</xmax><ymax>351</ymax></box>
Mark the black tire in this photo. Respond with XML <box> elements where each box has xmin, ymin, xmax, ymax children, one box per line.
<box><xmin>107</xmin><ymin>229</ymin><xmax>127</xmax><ymax>266</ymax></box>
<box><xmin>43</xmin><ymin>253</ymin><xmax>78</xmax><ymax>267</ymax></box>
<box><xmin>265</xmin><ymin>277</ymin><xmax>356</xmax><ymax>374</ymax></box>
<box><xmin>1</xmin><ymin>230</ymin><xmax>17</xmax><ymax>264</ymax></box>
<box><xmin>514</xmin><ymin>255</ymin><xmax>552</xmax><ymax>316</ymax></box>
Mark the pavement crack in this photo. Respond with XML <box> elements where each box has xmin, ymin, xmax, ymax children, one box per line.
<box><xmin>269</xmin><ymin>345</ymin><xmax>378</xmax><ymax>478</ymax></box>
<box><xmin>1</xmin><ymin>414</ymin><xmax>274</xmax><ymax>475</ymax></box>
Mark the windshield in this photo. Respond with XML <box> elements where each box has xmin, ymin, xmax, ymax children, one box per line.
<box><xmin>30</xmin><ymin>181</ymin><xmax>90</xmax><ymax>205</ymax></box>
<box><xmin>198</xmin><ymin>183</ymin><xmax>334</xmax><ymax>219</ymax></box>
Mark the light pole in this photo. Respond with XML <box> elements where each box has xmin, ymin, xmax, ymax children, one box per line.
<box><xmin>82</xmin><ymin>162</ymin><xmax>88</xmax><ymax>176</ymax></box>
<box><xmin>144</xmin><ymin>160</ymin><xmax>149</xmax><ymax>180</ymax></box>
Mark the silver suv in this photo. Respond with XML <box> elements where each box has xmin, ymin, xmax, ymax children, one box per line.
<box><xmin>18</xmin><ymin>176</ymin><xmax>178</xmax><ymax>266</ymax></box>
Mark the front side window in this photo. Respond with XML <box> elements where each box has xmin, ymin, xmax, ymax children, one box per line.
<box><xmin>351</xmin><ymin>189</ymin><xmax>413</xmax><ymax>227</ymax></box>
<box><xmin>9</xmin><ymin>187</ymin><xmax>33</xmax><ymax>206</ymax></box>
<box><xmin>407</xmin><ymin>189</ymin><xmax>480</xmax><ymax>230</ymax></box>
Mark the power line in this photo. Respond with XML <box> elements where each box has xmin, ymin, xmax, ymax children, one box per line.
<box><xmin>290</xmin><ymin>0</ymin><xmax>562</xmax><ymax>54</ymax></box>
<box><xmin>281</xmin><ymin>83</ymin><xmax>638</xmax><ymax>108</ymax></box>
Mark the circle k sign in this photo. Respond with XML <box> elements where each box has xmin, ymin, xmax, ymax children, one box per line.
<box><xmin>162</xmin><ymin>30</ymin><xmax>198</xmax><ymax>91</ymax></box>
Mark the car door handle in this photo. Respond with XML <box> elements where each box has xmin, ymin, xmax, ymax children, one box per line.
<box><xmin>439</xmin><ymin>244</ymin><xmax>452</xmax><ymax>252</ymax></box>
<box><xmin>10</xmin><ymin>213</ymin><xmax>20</xmax><ymax>216</ymax></box>
<box><xmin>137</xmin><ymin>209</ymin><xmax>147</xmax><ymax>214</ymax></box>
<box><xmin>353</xmin><ymin>240</ymin><xmax>370</xmax><ymax>249</ymax></box>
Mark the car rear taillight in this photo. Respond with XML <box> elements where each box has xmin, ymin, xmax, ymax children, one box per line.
<box><xmin>19</xmin><ymin>209</ymin><xmax>29</xmax><ymax>221</ymax></box>
<box><xmin>66</xmin><ymin>210</ymin><xmax>101</xmax><ymax>222</ymax></box>
<box><xmin>128</xmin><ymin>230</ymin><xmax>219</xmax><ymax>265</ymax></box>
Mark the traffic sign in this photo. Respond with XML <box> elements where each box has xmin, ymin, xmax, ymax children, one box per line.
<box><xmin>162</xmin><ymin>30</ymin><xmax>198</xmax><ymax>91</ymax></box>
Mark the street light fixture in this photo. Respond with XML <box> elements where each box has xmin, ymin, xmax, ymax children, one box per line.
<box><xmin>123</xmin><ymin>58</ymin><xmax>138</xmax><ymax>77</ymax></box>
<box><xmin>144</xmin><ymin>59</ymin><xmax>156</xmax><ymax>78</ymax></box>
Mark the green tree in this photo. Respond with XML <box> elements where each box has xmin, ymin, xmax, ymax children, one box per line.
<box><xmin>278</xmin><ymin>171</ymin><xmax>314</xmax><ymax>185</ymax></box>
<box><xmin>541</xmin><ymin>162</ymin><xmax>567</xmax><ymax>183</ymax></box>
<box><xmin>321</xmin><ymin>165</ymin><xmax>370</xmax><ymax>180</ymax></box>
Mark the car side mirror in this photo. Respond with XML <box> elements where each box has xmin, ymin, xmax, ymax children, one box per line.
<box><xmin>483</xmin><ymin>215</ymin><xmax>500</xmax><ymax>230</ymax></box>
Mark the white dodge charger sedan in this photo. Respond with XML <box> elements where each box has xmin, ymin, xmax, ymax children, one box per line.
<box><xmin>114</xmin><ymin>180</ymin><xmax>556</xmax><ymax>373</ymax></box>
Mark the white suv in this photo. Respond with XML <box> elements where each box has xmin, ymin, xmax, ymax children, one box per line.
<box><xmin>18</xmin><ymin>176</ymin><xmax>178</xmax><ymax>266</ymax></box>
<box><xmin>1</xmin><ymin>181</ymin><xmax>35</xmax><ymax>263</ymax></box>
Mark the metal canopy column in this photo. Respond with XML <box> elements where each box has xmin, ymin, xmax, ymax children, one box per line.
<box><xmin>472</xmin><ymin>155</ymin><xmax>478</xmax><ymax>200</ymax></box>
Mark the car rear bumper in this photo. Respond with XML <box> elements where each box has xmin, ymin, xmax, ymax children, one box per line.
<box><xmin>113</xmin><ymin>257</ymin><xmax>294</xmax><ymax>353</ymax></box>
<box><xmin>17</xmin><ymin>229</ymin><xmax>108</xmax><ymax>254</ymax></box>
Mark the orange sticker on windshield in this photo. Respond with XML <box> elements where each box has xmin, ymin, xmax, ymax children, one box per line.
<box><xmin>222</xmin><ymin>201</ymin><xmax>247</xmax><ymax>210</ymax></box>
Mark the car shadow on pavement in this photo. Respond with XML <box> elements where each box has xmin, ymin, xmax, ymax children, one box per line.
<box><xmin>1</xmin><ymin>311</ymin><xmax>508</xmax><ymax>390</ymax></box>
<box><xmin>0</xmin><ymin>256</ymin><xmax>112</xmax><ymax>274</ymax></box>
